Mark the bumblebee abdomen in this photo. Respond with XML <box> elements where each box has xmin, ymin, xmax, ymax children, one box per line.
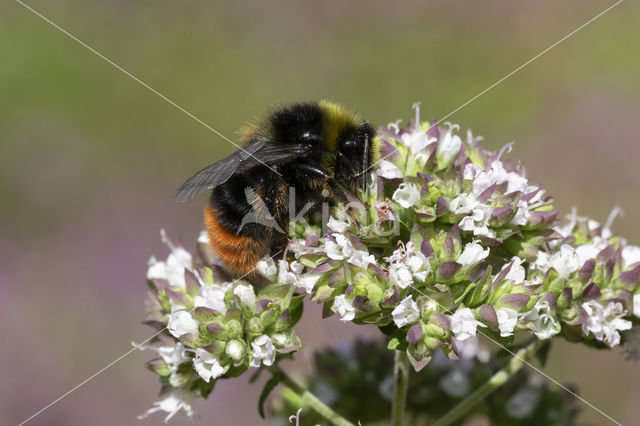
<box><xmin>203</xmin><ymin>204</ymin><xmax>270</xmax><ymax>275</ymax></box>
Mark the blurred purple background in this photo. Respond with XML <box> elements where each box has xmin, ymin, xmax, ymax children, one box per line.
<box><xmin>2</xmin><ymin>1</ymin><xmax>639</xmax><ymax>424</ymax></box>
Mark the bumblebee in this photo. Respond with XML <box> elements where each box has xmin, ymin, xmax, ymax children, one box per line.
<box><xmin>175</xmin><ymin>101</ymin><xmax>379</xmax><ymax>275</ymax></box>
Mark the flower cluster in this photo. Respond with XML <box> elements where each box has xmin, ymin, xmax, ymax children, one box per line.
<box><xmin>138</xmin><ymin>105</ymin><xmax>640</xmax><ymax>421</ymax></box>
<box><xmin>138</xmin><ymin>232</ymin><xmax>303</xmax><ymax>421</ymax></box>
<box><xmin>282</xmin><ymin>105</ymin><xmax>640</xmax><ymax>369</ymax></box>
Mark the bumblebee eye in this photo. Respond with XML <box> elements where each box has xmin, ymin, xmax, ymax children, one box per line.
<box><xmin>300</xmin><ymin>131</ymin><xmax>322</xmax><ymax>144</ymax></box>
<box><xmin>342</xmin><ymin>139</ymin><xmax>357</xmax><ymax>151</ymax></box>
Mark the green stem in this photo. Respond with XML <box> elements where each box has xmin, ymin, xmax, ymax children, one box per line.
<box><xmin>432</xmin><ymin>339</ymin><xmax>546</xmax><ymax>426</ymax></box>
<box><xmin>269</xmin><ymin>366</ymin><xmax>355</xmax><ymax>426</ymax></box>
<box><xmin>391</xmin><ymin>350</ymin><xmax>410</xmax><ymax>426</ymax></box>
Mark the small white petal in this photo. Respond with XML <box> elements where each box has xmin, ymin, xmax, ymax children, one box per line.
<box><xmin>622</xmin><ymin>245</ymin><xmax>640</xmax><ymax>270</ymax></box>
<box><xmin>549</xmin><ymin>245</ymin><xmax>580</xmax><ymax>278</ymax></box>
<box><xmin>332</xmin><ymin>295</ymin><xmax>356</xmax><ymax>321</ymax></box>
<box><xmin>496</xmin><ymin>308</ymin><xmax>519</xmax><ymax>337</ymax></box>
<box><xmin>392</xmin><ymin>183</ymin><xmax>421</xmax><ymax>208</ymax></box>
<box><xmin>233</xmin><ymin>284</ymin><xmax>256</xmax><ymax>309</ymax></box>
<box><xmin>328</xmin><ymin>216</ymin><xmax>351</xmax><ymax>233</ymax></box>
<box><xmin>378</xmin><ymin>160</ymin><xmax>402</xmax><ymax>179</ymax></box>
<box><xmin>450</xmin><ymin>308</ymin><xmax>485</xmax><ymax>341</ymax></box>
<box><xmin>457</xmin><ymin>241</ymin><xmax>490</xmax><ymax>266</ymax></box>
<box><xmin>392</xmin><ymin>296</ymin><xmax>420</xmax><ymax>328</ymax></box>
<box><xmin>193</xmin><ymin>349</ymin><xmax>226</xmax><ymax>383</ymax></box>
<box><xmin>436</xmin><ymin>131</ymin><xmax>462</xmax><ymax>167</ymax></box>
<box><xmin>250</xmin><ymin>335</ymin><xmax>276</xmax><ymax>367</ymax></box>
<box><xmin>167</xmin><ymin>310</ymin><xmax>199</xmax><ymax>338</ymax></box>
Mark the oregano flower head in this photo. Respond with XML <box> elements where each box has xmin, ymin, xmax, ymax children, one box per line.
<box><xmin>138</xmin><ymin>105</ymin><xmax>640</xmax><ymax>421</ymax></box>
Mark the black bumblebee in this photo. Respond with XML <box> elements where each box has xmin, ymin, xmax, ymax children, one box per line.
<box><xmin>175</xmin><ymin>101</ymin><xmax>379</xmax><ymax>275</ymax></box>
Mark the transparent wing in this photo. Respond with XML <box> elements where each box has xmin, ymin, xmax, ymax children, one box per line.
<box><xmin>174</xmin><ymin>140</ymin><xmax>309</xmax><ymax>202</ymax></box>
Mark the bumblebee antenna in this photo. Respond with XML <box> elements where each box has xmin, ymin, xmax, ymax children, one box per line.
<box><xmin>362</xmin><ymin>133</ymin><xmax>369</xmax><ymax>193</ymax></box>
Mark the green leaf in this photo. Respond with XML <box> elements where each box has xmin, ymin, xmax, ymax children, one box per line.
<box><xmin>387</xmin><ymin>337</ymin><xmax>401</xmax><ymax>350</ymax></box>
<box><xmin>258</xmin><ymin>372</ymin><xmax>283</xmax><ymax>419</ymax></box>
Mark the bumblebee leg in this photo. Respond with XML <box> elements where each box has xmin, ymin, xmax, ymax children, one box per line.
<box><xmin>288</xmin><ymin>163</ymin><xmax>361</xmax><ymax>228</ymax></box>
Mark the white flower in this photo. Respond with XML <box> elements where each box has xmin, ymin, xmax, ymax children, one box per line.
<box><xmin>193</xmin><ymin>348</ymin><xmax>227</xmax><ymax>383</ymax></box>
<box><xmin>582</xmin><ymin>301</ymin><xmax>632</xmax><ymax>347</ymax></box>
<box><xmin>457</xmin><ymin>241</ymin><xmax>490</xmax><ymax>266</ymax></box>
<box><xmin>465</xmin><ymin>160</ymin><xmax>528</xmax><ymax>197</ymax></box>
<box><xmin>458</xmin><ymin>202</ymin><xmax>494</xmax><ymax>237</ymax></box>
<box><xmin>622</xmin><ymin>245</ymin><xmax>640</xmax><ymax>270</ymax></box>
<box><xmin>450</xmin><ymin>308</ymin><xmax>485</xmax><ymax>341</ymax></box>
<box><xmin>233</xmin><ymin>284</ymin><xmax>256</xmax><ymax>309</ymax></box>
<box><xmin>389</xmin><ymin>263</ymin><xmax>414</xmax><ymax>289</ymax></box>
<box><xmin>287</xmin><ymin>238</ymin><xmax>322</xmax><ymax>258</ymax></box>
<box><xmin>332</xmin><ymin>295</ymin><xmax>356</xmax><ymax>321</ymax></box>
<box><xmin>392</xmin><ymin>183</ymin><xmax>421</xmax><ymax>208</ymax></box>
<box><xmin>392</xmin><ymin>296</ymin><xmax>420</xmax><ymax>328</ymax></box>
<box><xmin>138</xmin><ymin>389</ymin><xmax>196</xmax><ymax>422</ymax></box>
<box><xmin>250</xmin><ymin>335</ymin><xmax>276</xmax><ymax>367</ymax></box>
<box><xmin>136</xmin><ymin>341</ymin><xmax>190</xmax><ymax>387</ymax></box>
<box><xmin>225</xmin><ymin>340</ymin><xmax>244</xmax><ymax>361</ymax></box>
<box><xmin>158</xmin><ymin>343</ymin><xmax>189</xmax><ymax>373</ymax></box>
<box><xmin>256</xmin><ymin>257</ymin><xmax>277</xmax><ymax>280</ymax></box>
<box><xmin>511</xmin><ymin>187</ymin><xmax>546</xmax><ymax>226</ymax></box>
<box><xmin>385</xmin><ymin>241</ymin><xmax>430</xmax><ymax>287</ymax></box>
<box><xmin>575</xmin><ymin>244</ymin><xmax>600</xmax><ymax>266</ymax></box>
<box><xmin>549</xmin><ymin>245</ymin><xmax>580</xmax><ymax>278</ymax></box>
<box><xmin>406</xmin><ymin>252</ymin><xmax>431</xmax><ymax>281</ymax></box>
<box><xmin>325</xmin><ymin>234</ymin><xmax>355</xmax><ymax>260</ymax></box>
<box><xmin>634</xmin><ymin>294</ymin><xmax>640</xmax><ymax>318</ymax></box>
<box><xmin>522</xmin><ymin>300</ymin><xmax>559</xmax><ymax>340</ymax></box>
<box><xmin>328</xmin><ymin>215</ymin><xmax>351</xmax><ymax>233</ymax></box>
<box><xmin>401</xmin><ymin>130</ymin><xmax>431</xmax><ymax>153</ymax></box>
<box><xmin>277</xmin><ymin>259</ymin><xmax>301</xmax><ymax>285</ymax></box>
<box><xmin>167</xmin><ymin>310</ymin><xmax>199</xmax><ymax>338</ymax></box>
<box><xmin>449</xmin><ymin>193</ymin><xmax>479</xmax><ymax>215</ymax></box>
<box><xmin>297</xmin><ymin>274</ymin><xmax>321</xmax><ymax>294</ymax></box>
<box><xmin>436</xmin><ymin>131</ymin><xmax>462</xmax><ymax>167</ymax></box>
<box><xmin>194</xmin><ymin>283</ymin><xmax>230</xmax><ymax>314</ymax></box>
<box><xmin>347</xmin><ymin>250</ymin><xmax>377</xmax><ymax>269</ymax></box>
<box><xmin>378</xmin><ymin>159</ymin><xmax>402</xmax><ymax>179</ymax></box>
<box><xmin>502</xmin><ymin>257</ymin><xmax>526</xmax><ymax>283</ymax></box>
<box><xmin>533</xmin><ymin>250</ymin><xmax>550</xmax><ymax>271</ymax></box>
<box><xmin>147</xmin><ymin>247</ymin><xmax>193</xmax><ymax>288</ymax></box>
<box><xmin>496</xmin><ymin>308</ymin><xmax>519</xmax><ymax>337</ymax></box>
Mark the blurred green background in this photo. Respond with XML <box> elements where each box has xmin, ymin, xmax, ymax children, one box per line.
<box><xmin>2</xmin><ymin>1</ymin><xmax>639</xmax><ymax>425</ymax></box>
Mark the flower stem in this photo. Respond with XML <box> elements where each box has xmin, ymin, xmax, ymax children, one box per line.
<box><xmin>269</xmin><ymin>366</ymin><xmax>355</xmax><ymax>426</ymax></box>
<box><xmin>391</xmin><ymin>350</ymin><xmax>410</xmax><ymax>426</ymax></box>
<box><xmin>432</xmin><ymin>339</ymin><xmax>546</xmax><ymax>426</ymax></box>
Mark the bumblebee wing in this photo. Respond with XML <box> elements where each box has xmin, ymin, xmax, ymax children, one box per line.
<box><xmin>174</xmin><ymin>140</ymin><xmax>265</xmax><ymax>202</ymax></box>
<box><xmin>174</xmin><ymin>141</ymin><xmax>308</xmax><ymax>202</ymax></box>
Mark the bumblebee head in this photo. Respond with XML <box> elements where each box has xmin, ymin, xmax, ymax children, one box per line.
<box><xmin>335</xmin><ymin>120</ymin><xmax>378</xmax><ymax>193</ymax></box>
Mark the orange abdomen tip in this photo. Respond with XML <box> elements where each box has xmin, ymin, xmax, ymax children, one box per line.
<box><xmin>203</xmin><ymin>205</ymin><xmax>267</xmax><ymax>275</ymax></box>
